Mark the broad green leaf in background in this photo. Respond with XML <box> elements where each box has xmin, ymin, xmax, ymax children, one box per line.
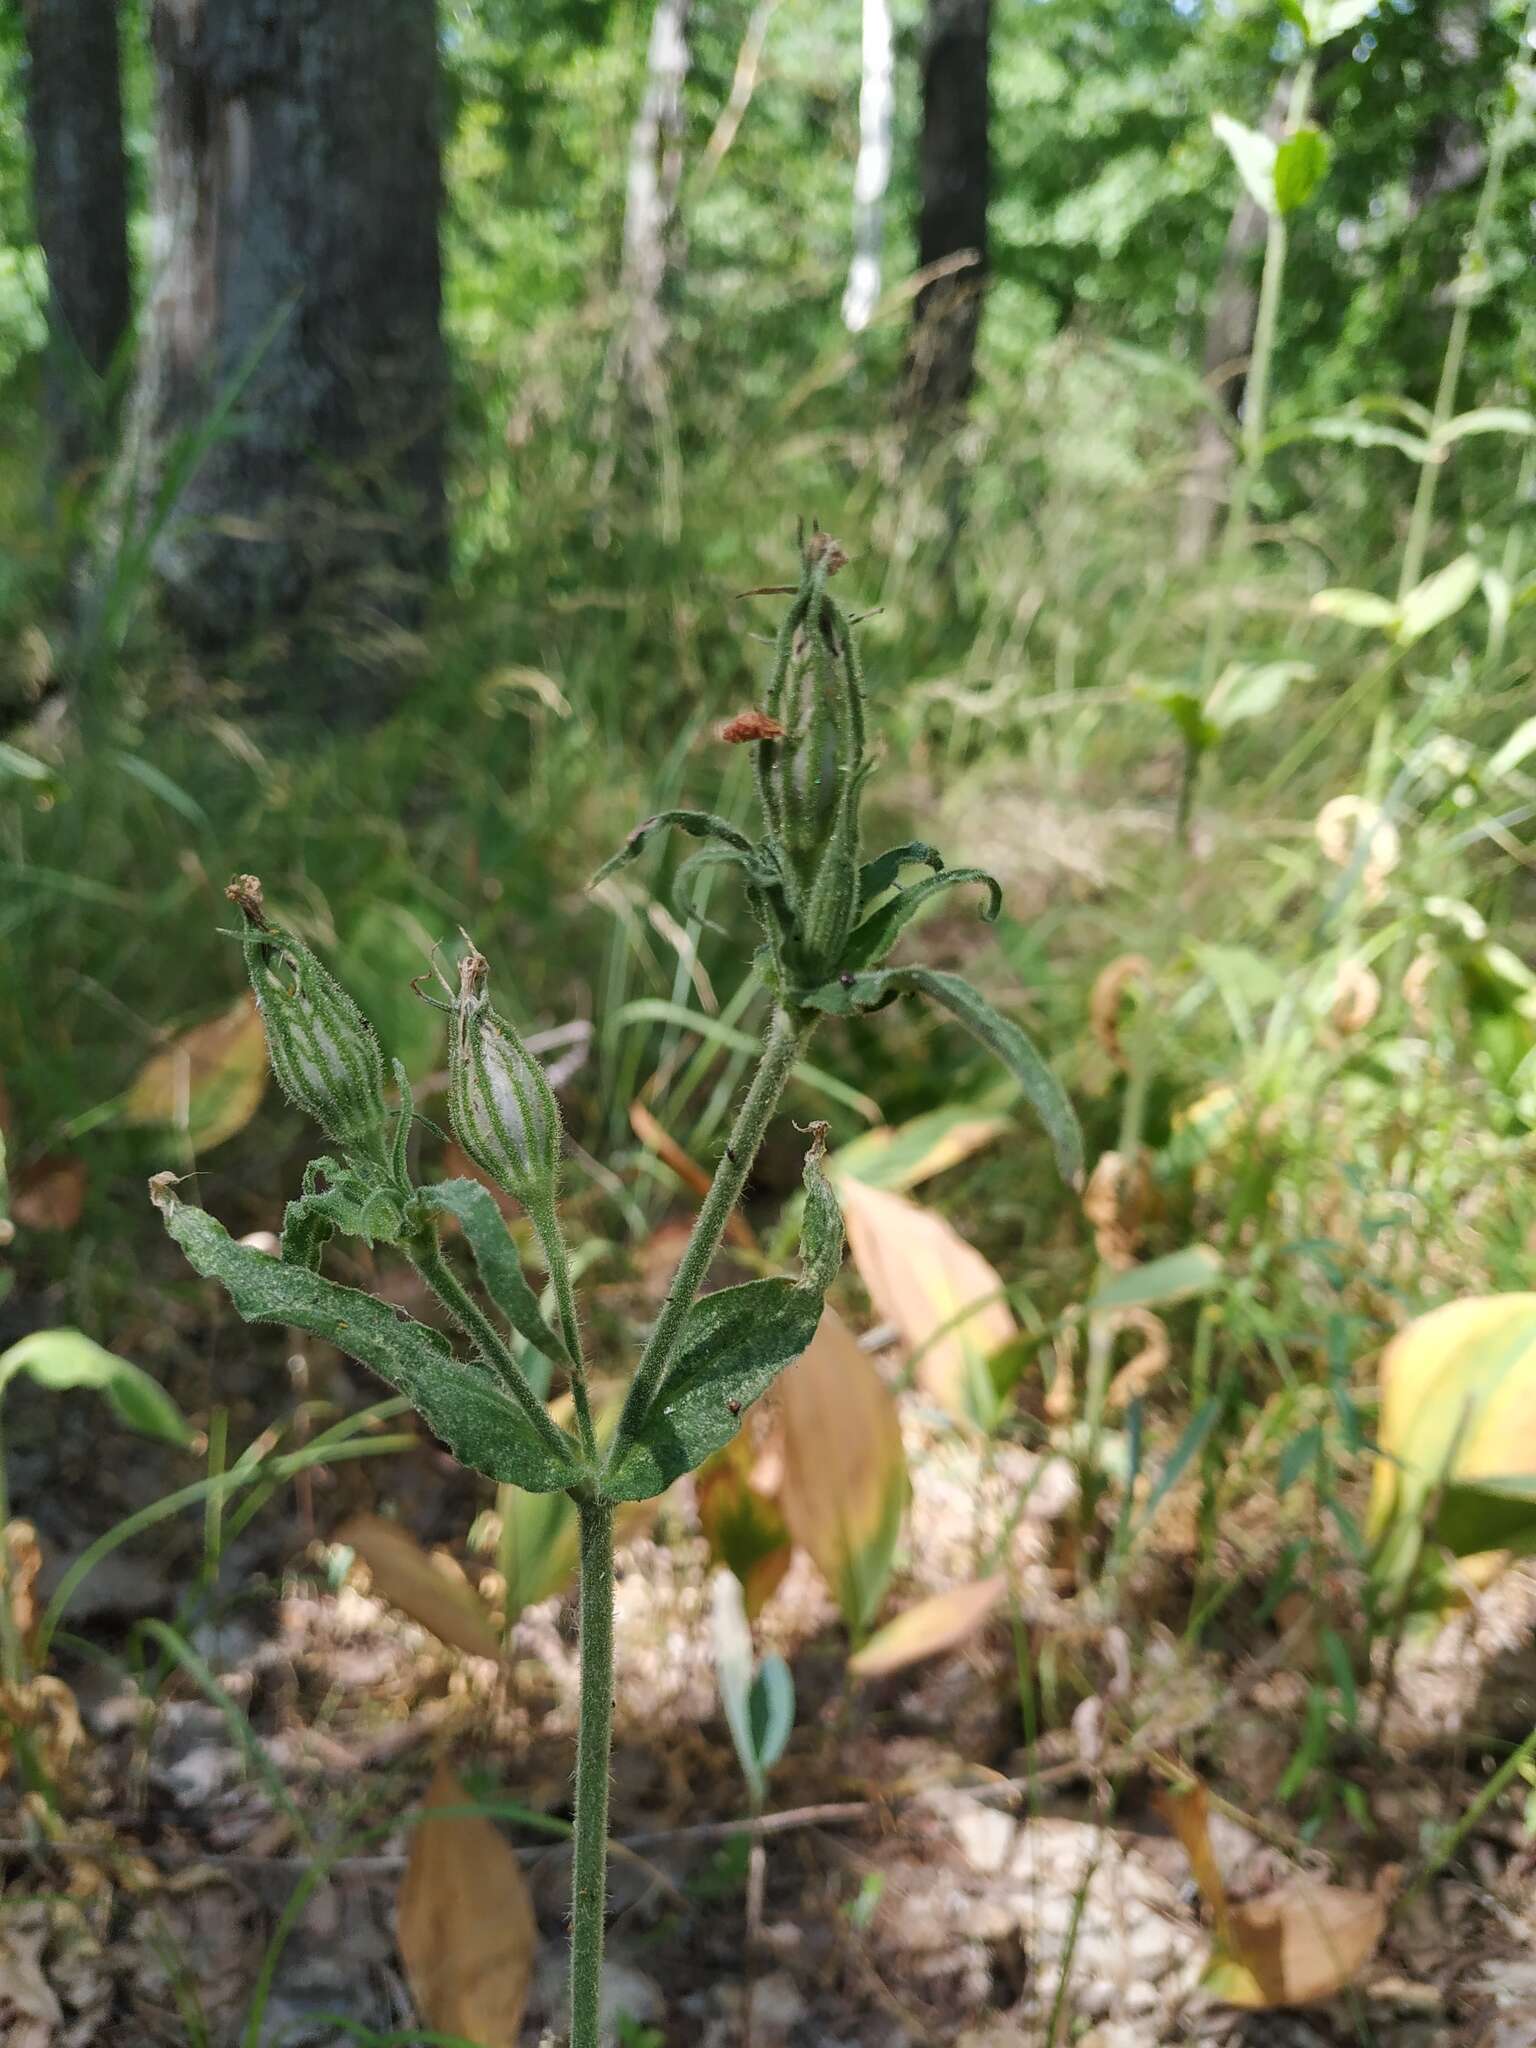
<box><xmin>1310</xmin><ymin>587</ymin><xmax>1399</xmax><ymax>631</ymax></box>
<box><xmin>153</xmin><ymin>1186</ymin><xmax>583</xmax><ymax>1493</ymax></box>
<box><xmin>0</xmin><ymin>1329</ymin><xmax>191</xmax><ymax>1445</ymax></box>
<box><xmin>1396</xmin><ymin>552</ymin><xmax>1482</xmax><ymax>645</ymax></box>
<box><xmin>604</xmin><ymin>1277</ymin><xmax>823</xmax><ymax>1502</ymax></box>
<box><xmin>777</xmin><ymin>1307</ymin><xmax>908</xmax><ymax>1637</ymax></box>
<box><xmin>847</xmin><ymin>1575</ymin><xmax>1006</xmax><ymax>1680</ymax></box>
<box><xmin>1088</xmin><ymin>1245</ymin><xmax>1224</xmax><ymax>1314</ymax></box>
<box><xmin>1273</xmin><ymin>126</ymin><xmax>1331</xmax><ymax>213</ymax></box>
<box><xmin>829</xmin><ymin>1102</ymin><xmax>1013</xmax><ymax>1194</ymax></box>
<box><xmin>1205</xmin><ymin>661</ymin><xmax>1315</xmax><ymax>733</ymax></box>
<box><xmin>711</xmin><ymin>1570</ymin><xmax>794</xmax><ymax>1809</ymax></box>
<box><xmin>1211</xmin><ymin>113</ymin><xmax>1278</xmax><ymax>214</ymax></box>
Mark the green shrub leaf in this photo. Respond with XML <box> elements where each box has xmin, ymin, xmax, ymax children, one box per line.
<box><xmin>841</xmin><ymin>866</ymin><xmax>1002</xmax><ymax>974</ymax></box>
<box><xmin>0</xmin><ymin>1330</ymin><xmax>191</xmax><ymax>1446</ymax></box>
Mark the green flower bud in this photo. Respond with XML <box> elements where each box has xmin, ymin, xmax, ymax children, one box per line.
<box><xmin>226</xmin><ymin>875</ymin><xmax>389</xmax><ymax>1164</ymax></box>
<box><xmin>447</xmin><ymin>946</ymin><xmax>562</xmax><ymax>1210</ymax></box>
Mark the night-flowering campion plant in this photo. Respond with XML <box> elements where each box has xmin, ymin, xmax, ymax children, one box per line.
<box><xmin>152</xmin><ymin>532</ymin><xmax>1082</xmax><ymax>2048</ymax></box>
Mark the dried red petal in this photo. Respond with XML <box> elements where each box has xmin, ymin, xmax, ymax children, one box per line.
<box><xmin>719</xmin><ymin>710</ymin><xmax>788</xmax><ymax>744</ymax></box>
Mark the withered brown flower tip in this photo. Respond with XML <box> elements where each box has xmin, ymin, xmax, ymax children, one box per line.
<box><xmin>719</xmin><ymin>709</ymin><xmax>788</xmax><ymax>744</ymax></box>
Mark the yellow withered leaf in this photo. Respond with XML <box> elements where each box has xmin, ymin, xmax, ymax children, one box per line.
<box><xmin>1156</xmin><ymin>1778</ymin><xmax>1384</xmax><ymax>2008</ymax></box>
<box><xmin>696</xmin><ymin>1428</ymin><xmax>792</xmax><ymax>1619</ymax></box>
<box><xmin>1368</xmin><ymin>1294</ymin><xmax>1536</xmax><ymax>1538</ymax></box>
<box><xmin>777</xmin><ymin>1307</ymin><xmax>908</xmax><ymax>1636</ymax></box>
<box><xmin>337</xmin><ymin>1514</ymin><xmax>502</xmax><ymax>1661</ymax></box>
<box><xmin>1208</xmin><ymin>1886</ymin><xmax>1386</xmax><ymax>2009</ymax></box>
<box><xmin>123</xmin><ymin>994</ymin><xmax>268</xmax><ymax>1152</ymax></box>
<box><xmin>398</xmin><ymin>1761</ymin><xmax>538</xmax><ymax>2046</ymax></box>
<box><xmin>838</xmin><ymin>1175</ymin><xmax>1017</xmax><ymax>1424</ymax></box>
<box><xmin>847</xmin><ymin>1574</ymin><xmax>1006</xmax><ymax>1680</ymax></box>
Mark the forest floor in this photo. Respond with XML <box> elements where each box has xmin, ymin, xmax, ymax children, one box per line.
<box><xmin>7</xmin><ymin>1266</ymin><xmax>1536</xmax><ymax>2048</ymax></box>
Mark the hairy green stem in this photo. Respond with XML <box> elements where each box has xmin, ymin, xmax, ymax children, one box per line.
<box><xmin>410</xmin><ymin>1237</ymin><xmax>582</xmax><ymax>1473</ymax></box>
<box><xmin>1398</xmin><ymin>11</ymin><xmax>1534</xmax><ymax>597</ymax></box>
<box><xmin>606</xmin><ymin>1006</ymin><xmax>808</xmax><ymax>1472</ymax></box>
<box><xmin>530</xmin><ymin>1202</ymin><xmax>599</xmax><ymax>1464</ymax></box>
<box><xmin>570</xmin><ymin>1497</ymin><xmax>616</xmax><ymax>2048</ymax></box>
<box><xmin>567</xmin><ymin>1004</ymin><xmax>807</xmax><ymax>2048</ymax></box>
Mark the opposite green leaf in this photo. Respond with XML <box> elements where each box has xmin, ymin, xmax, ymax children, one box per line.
<box><xmin>840</xmin><ymin>866</ymin><xmax>1002</xmax><ymax>975</ymax></box>
<box><xmin>591</xmin><ymin>810</ymin><xmax>755</xmax><ymax>887</ymax></box>
<box><xmin>413</xmin><ymin>1180</ymin><xmax>570</xmax><ymax>1369</ymax></box>
<box><xmin>0</xmin><ymin>1329</ymin><xmax>192</xmax><ymax>1446</ymax></box>
<box><xmin>1211</xmin><ymin>111</ymin><xmax>1278</xmax><ymax>215</ymax></box>
<box><xmin>800</xmin><ymin>966</ymin><xmax>1084</xmax><ymax>1188</ymax></box>
<box><xmin>153</xmin><ymin>1186</ymin><xmax>583</xmax><ymax>1493</ymax></box>
<box><xmin>605</xmin><ymin>1278</ymin><xmax>824</xmax><ymax>1502</ymax></box>
<box><xmin>1273</xmin><ymin>126</ymin><xmax>1331</xmax><ymax>213</ymax></box>
<box><xmin>858</xmin><ymin>841</ymin><xmax>945</xmax><ymax>909</ymax></box>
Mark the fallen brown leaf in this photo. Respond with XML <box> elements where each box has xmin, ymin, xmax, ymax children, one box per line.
<box><xmin>337</xmin><ymin>1515</ymin><xmax>502</xmax><ymax>1661</ymax></box>
<box><xmin>397</xmin><ymin>1761</ymin><xmax>538</xmax><ymax>2046</ymax></box>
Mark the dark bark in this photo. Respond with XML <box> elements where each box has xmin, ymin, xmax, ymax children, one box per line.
<box><xmin>905</xmin><ymin>0</ymin><xmax>990</xmax><ymax>423</ymax></box>
<box><xmin>22</xmin><ymin>0</ymin><xmax>132</xmax><ymax>473</ymax></box>
<box><xmin>128</xmin><ymin>0</ymin><xmax>446</xmax><ymax>692</ymax></box>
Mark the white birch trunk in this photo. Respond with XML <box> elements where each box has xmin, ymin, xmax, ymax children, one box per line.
<box><xmin>842</xmin><ymin>0</ymin><xmax>894</xmax><ymax>333</ymax></box>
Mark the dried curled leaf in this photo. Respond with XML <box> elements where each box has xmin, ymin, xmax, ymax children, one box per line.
<box><xmin>1089</xmin><ymin>954</ymin><xmax>1151</xmax><ymax>1068</ymax></box>
<box><xmin>1156</xmin><ymin>1777</ymin><xmax>1384</xmax><ymax>2007</ymax></box>
<box><xmin>1081</xmin><ymin>1148</ymin><xmax>1152</xmax><ymax>1268</ymax></box>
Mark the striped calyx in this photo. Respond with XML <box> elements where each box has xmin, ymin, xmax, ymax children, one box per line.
<box><xmin>447</xmin><ymin>947</ymin><xmax>562</xmax><ymax>1209</ymax></box>
<box><xmin>226</xmin><ymin>875</ymin><xmax>389</xmax><ymax>1164</ymax></box>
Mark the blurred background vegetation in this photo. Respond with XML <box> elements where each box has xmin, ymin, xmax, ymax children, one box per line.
<box><xmin>8</xmin><ymin>0</ymin><xmax>1536</xmax><ymax>2034</ymax></box>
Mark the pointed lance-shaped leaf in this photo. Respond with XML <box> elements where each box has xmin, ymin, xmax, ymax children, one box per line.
<box><xmin>800</xmin><ymin>966</ymin><xmax>1083</xmax><ymax>1188</ymax></box>
<box><xmin>412</xmin><ymin>1179</ymin><xmax>570</xmax><ymax>1370</ymax></box>
<box><xmin>840</xmin><ymin>866</ymin><xmax>1002</xmax><ymax>975</ymax></box>
<box><xmin>858</xmin><ymin>841</ymin><xmax>945</xmax><ymax>910</ymax></box>
<box><xmin>225</xmin><ymin>875</ymin><xmax>390</xmax><ymax>1164</ymax></box>
<box><xmin>151</xmin><ymin>1179</ymin><xmax>583</xmax><ymax>1494</ymax></box>
<box><xmin>604</xmin><ymin>1278</ymin><xmax>824</xmax><ymax>1502</ymax></box>
<box><xmin>590</xmin><ymin>810</ymin><xmax>756</xmax><ymax>888</ymax></box>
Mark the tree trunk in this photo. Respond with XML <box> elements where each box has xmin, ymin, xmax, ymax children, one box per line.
<box><xmin>22</xmin><ymin>0</ymin><xmax>132</xmax><ymax>475</ymax></box>
<box><xmin>128</xmin><ymin>0</ymin><xmax>446</xmax><ymax>686</ymax></box>
<box><xmin>842</xmin><ymin>0</ymin><xmax>894</xmax><ymax>334</ymax></box>
<box><xmin>1175</xmin><ymin>187</ymin><xmax>1266</xmax><ymax>567</ymax></box>
<box><xmin>615</xmin><ymin>0</ymin><xmax>693</xmax><ymax>407</ymax></box>
<box><xmin>904</xmin><ymin>0</ymin><xmax>990</xmax><ymax>422</ymax></box>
